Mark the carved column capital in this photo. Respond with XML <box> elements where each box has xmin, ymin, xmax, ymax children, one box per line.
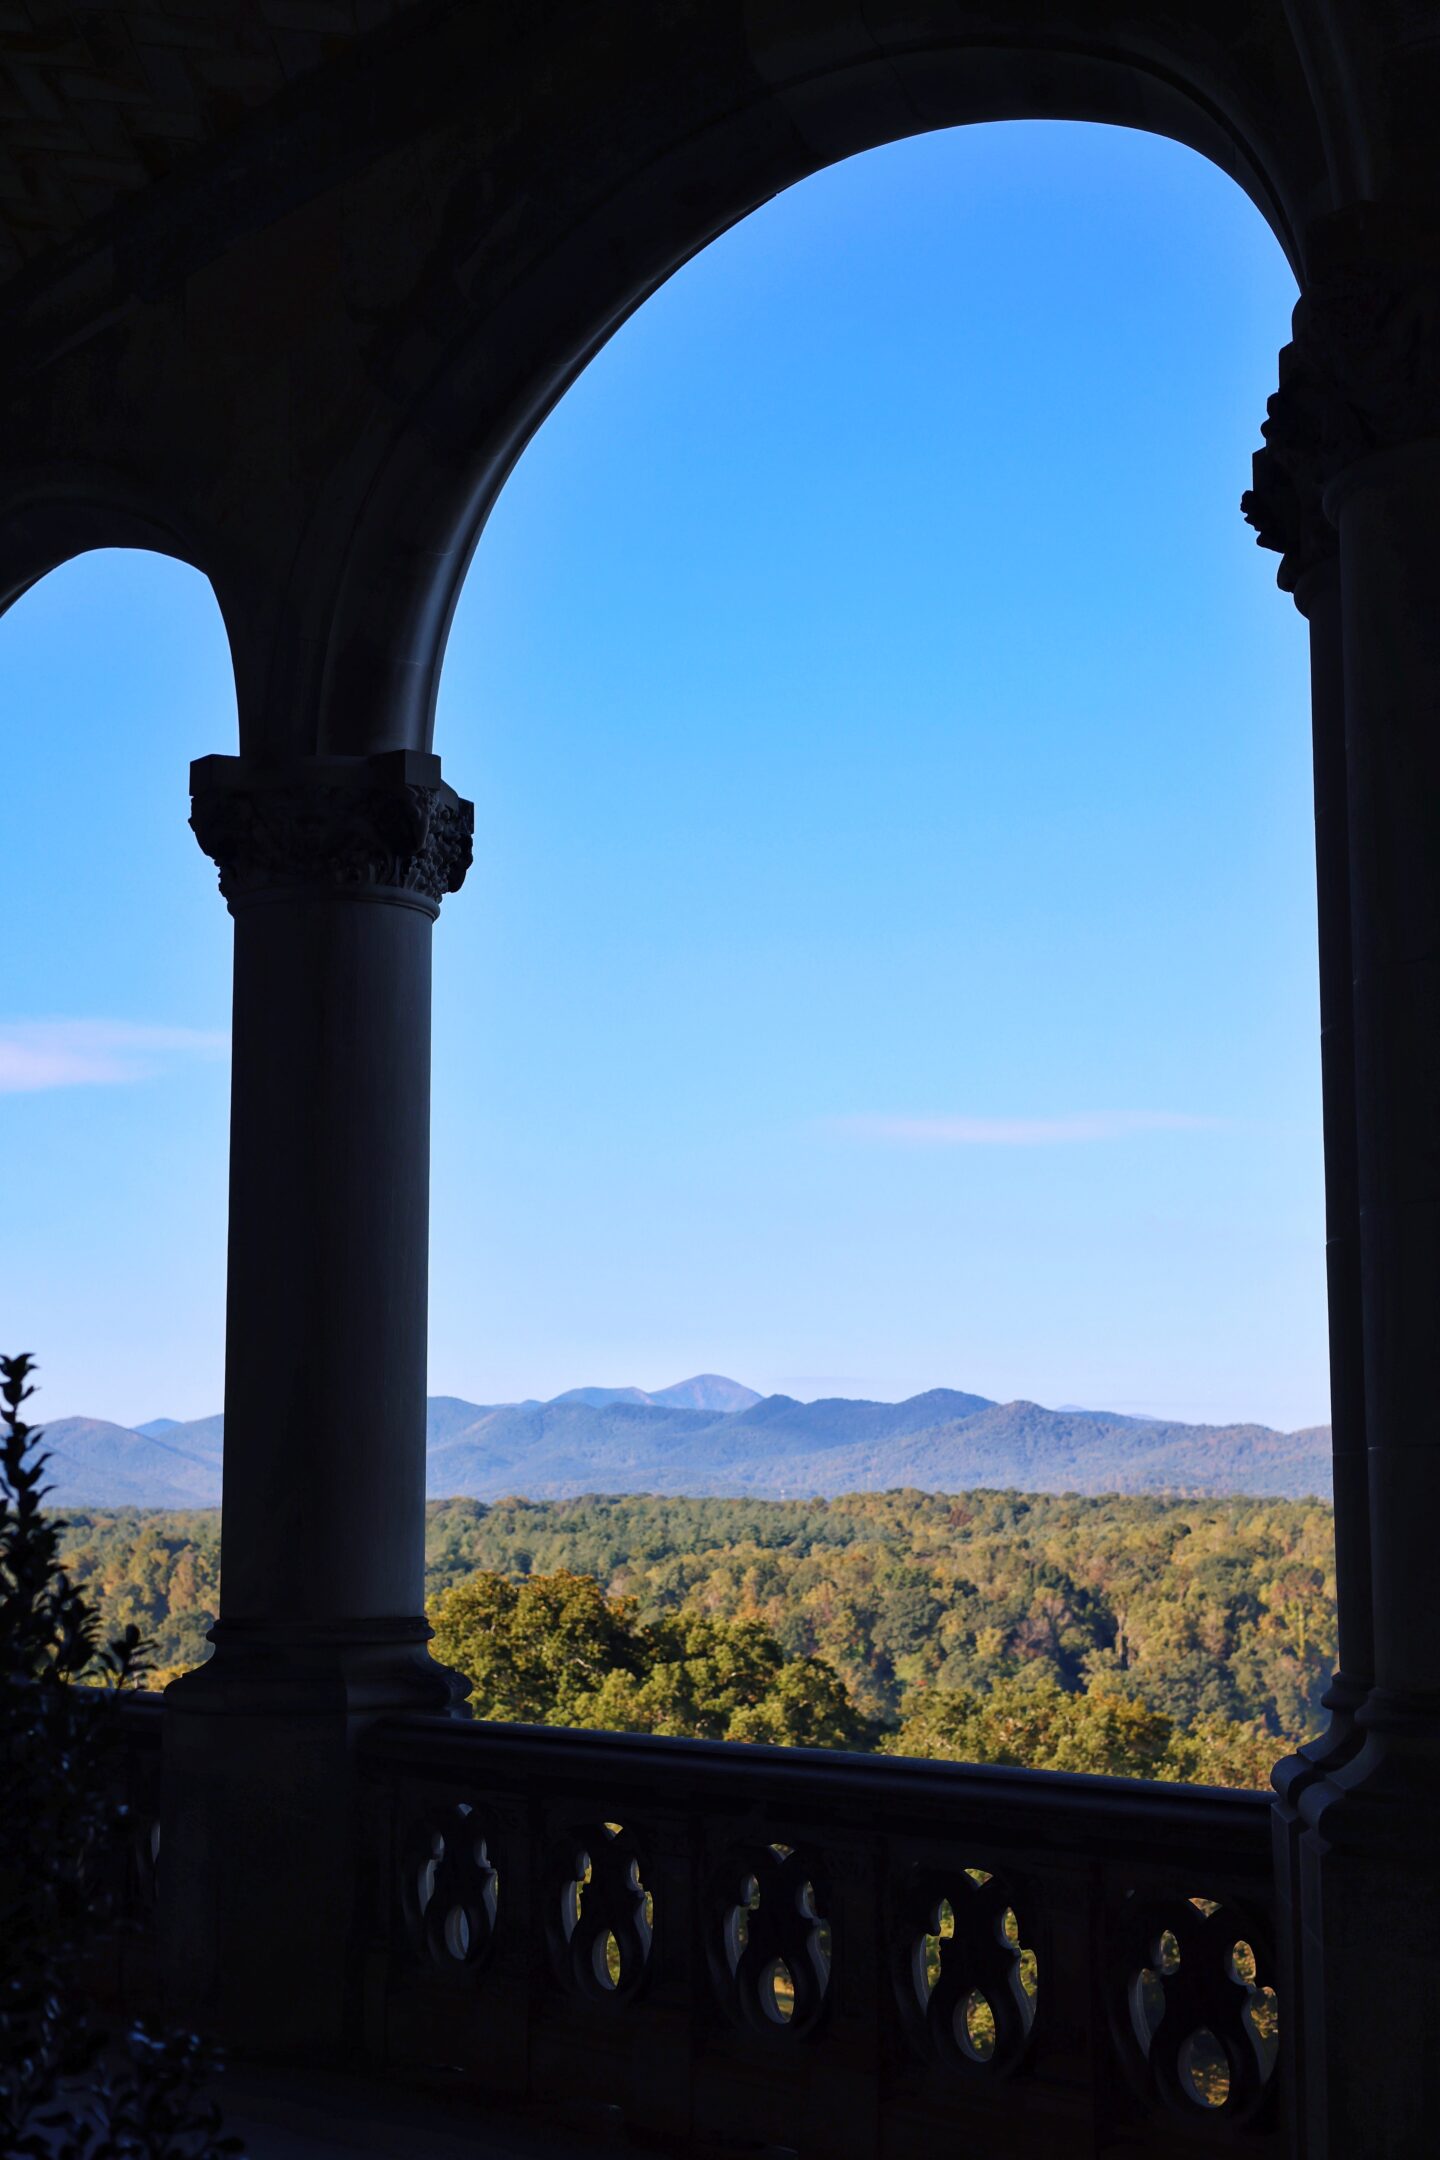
<box><xmin>190</xmin><ymin>750</ymin><xmax>473</xmax><ymax>913</ymax></box>
<box><xmin>1242</xmin><ymin>340</ymin><xmax>1334</xmax><ymax>596</ymax></box>
<box><xmin>1244</xmin><ymin>206</ymin><xmax>1440</xmax><ymax>595</ymax></box>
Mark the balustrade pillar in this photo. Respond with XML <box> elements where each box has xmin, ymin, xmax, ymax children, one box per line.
<box><xmin>160</xmin><ymin>749</ymin><xmax>473</xmax><ymax>2051</ymax></box>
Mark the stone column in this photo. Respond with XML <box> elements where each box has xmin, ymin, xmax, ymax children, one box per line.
<box><xmin>1285</xmin><ymin>207</ymin><xmax>1440</xmax><ymax>2159</ymax></box>
<box><xmin>160</xmin><ymin>749</ymin><xmax>473</xmax><ymax>2052</ymax></box>
<box><xmin>1244</xmin><ymin>342</ymin><xmax>1370</xmax><ymax>2157</ymax></box>
<box><xmin>1246</xmin><ymin>343</ymin><xmax>1372</xmax><ymax>1780</ymax></box>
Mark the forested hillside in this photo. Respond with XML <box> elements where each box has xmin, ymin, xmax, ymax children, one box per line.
<box><xmin>57</xmin><ymin>1487</ymin><xmax>1334</xmax><ymax>1787</ymax></box>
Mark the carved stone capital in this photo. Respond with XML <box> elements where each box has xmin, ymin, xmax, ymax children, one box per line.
<box><xmin>1241</xmin><ymin>340</ymin><xmax>1334</xmax><ymax>595</ymax></box>
<box><xmin>190</xmin><ymin>751</ymin><xmax>473</xmax><ymax>912</ymax></box>
<box><xmin>1244</xmin><ymin>206</ymin><xmax>1440</xmax><ymax>594</ymax></box>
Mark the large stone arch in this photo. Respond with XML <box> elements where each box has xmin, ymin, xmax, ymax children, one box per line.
<box><xmin>319</xmin><ymin>0</ymin><xmax>1331</xmax><ymax>758</ymax></box>
<box><xmin>0</xmin><ymin>2</ymin><xmax>1337</xmax><ymax>760</ymax></box>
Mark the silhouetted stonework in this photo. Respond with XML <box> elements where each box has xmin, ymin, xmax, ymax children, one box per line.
<box><xmin>1242</xmin><ymin>342</ymin><xmax>1335</xmax><ymax>593</ymax></box>
<box><xmin>4</xmin><ymin>4</ymin><xmax>1440</xmax><ymax>2153</ymax></box>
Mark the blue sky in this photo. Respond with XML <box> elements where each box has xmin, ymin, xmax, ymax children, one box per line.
<box><xmin>0</xmin><ymin>121</ymin><xmax>1324</xmax><ymax>1432</ymax></box>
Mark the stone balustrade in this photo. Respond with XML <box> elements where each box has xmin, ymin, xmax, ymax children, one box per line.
<box><xmin>352</xmin><ymin>1714</ymin><xmax>1280</xmax><ymax>2156</ymax></box>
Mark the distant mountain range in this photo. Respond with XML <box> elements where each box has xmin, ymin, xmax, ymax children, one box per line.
<box><xmin>37</xmin><ymin>1374</ymin><xmax>1332</xmax><ymax>1509</ymax></box>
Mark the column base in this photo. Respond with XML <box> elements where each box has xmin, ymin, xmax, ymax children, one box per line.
<box><xmin>1286</xmin><ymin>1697</ymin><xmax>1440</xmax><ymax>2159</ymax></box>
<box><xmin>161</xmin><ymin>1620</ymin><xmax>468</xmax><ymax>2054</ymax></box>
<box><xmin>1273</xmin><ymin>1669</ymin><xmax>1369</xmax><ymax>1815</ymax></box>
<box><xmin>166</xmin><ymin>1616</ymin><xmax>471</xmax><ymax>1720</ymax></box>
<box><xmin>1269</xmin><ymin>1671</ymin><xmax>1369</xmax><ymax>2160</ymax></box>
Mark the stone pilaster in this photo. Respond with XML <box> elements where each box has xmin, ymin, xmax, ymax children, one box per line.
<box><xmin>1256</xmin><ymin>205</ymin><xmax>1440</xmax><ymax>2160</ymax></box>
<box><xmin>1244</xmin><ymin>346</ymin><xmax>1371</xmax><ymax>1784</ymax></box>
<box><xmin>1245</xmin><ymin>343</ymin><xmax>1363</xmax><ymax>2160</ymax></box>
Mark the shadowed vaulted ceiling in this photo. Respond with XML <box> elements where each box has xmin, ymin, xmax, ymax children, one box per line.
<box><xmin>0</xmin><ymin>0</ymin><xmax>421</xmax><ymax>283</ymax></box>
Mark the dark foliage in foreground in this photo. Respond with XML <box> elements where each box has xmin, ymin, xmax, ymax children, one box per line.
<box><xmin>0</xmin><ymin>1352</ymin><xmax>242</xmax><ymax>2159</ymax></box>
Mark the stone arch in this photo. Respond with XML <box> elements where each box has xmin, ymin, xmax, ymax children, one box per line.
<box><xmin>0</xmin><ymin>541</ymin><xmax>237</xmax><ymax>1411</ymax></box>
<box><xmin>0</xmin><ymin>486</ymin><xmax>199</xmax><ymax>617</ymax></box>
<box><xmin>318</xmin><ymin>2</ymin><xmax>1327</xmax><ymax>757</ymax></box>
<box><xmin>0</xmin><ymin>469</ymin><xmax>247</xmax><ymax>733</ymax></box>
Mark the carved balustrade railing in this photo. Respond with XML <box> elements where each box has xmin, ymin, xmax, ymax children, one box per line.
<box><xmin>101</xmin><ymin>1695</ymin><xmax>1280</xmax><ymax>2151</ymax></box>
<box><xmin>355</xmin><ymin>1715</ymin><xmax>1283</xmax><ymax>2158</ymax></box>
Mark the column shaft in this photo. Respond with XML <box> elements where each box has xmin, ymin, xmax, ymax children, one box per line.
<box><xmin>1241</xmin><ymin>341</ymin><xmax>1373</xmax><ymax>1789</ymax></box>
<box><xmin>1297</xmin><ymin>439</ymin><xmax>1440</xmax><ymax>2159</ymax></box>
<box><xmin>1266</xmin><ymin>555</ymin><xmax>1370</xmax><ymax>2160</ymax></box>
<box><xmin>222</xmin><ymin>886</ymin><xmax>432</xmax><ymax>1623</ymax></box>
<box><xmin>1301</xmin><ymin>557</ymin><xmax>1372</xmax><ymax>1749</ymax></box>
<box><xmin>1336</xmin><ymin>444</ymin><xmax>1440</xmax><ymax>1703</ymax></box>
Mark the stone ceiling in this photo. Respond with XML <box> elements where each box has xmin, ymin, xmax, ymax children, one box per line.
<box><xmin>0</xmin><ymin>0</ymin><xmax>420</xmax><ymax>285</ymax></box>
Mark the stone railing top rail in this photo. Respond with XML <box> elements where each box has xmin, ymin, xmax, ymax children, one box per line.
<box><xmin>365</xmin><ymin>1709</ymin><xmax>1273</xmax><ymax>1868</ymax></box>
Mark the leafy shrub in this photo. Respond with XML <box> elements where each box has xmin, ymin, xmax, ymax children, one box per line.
<box><xmin>0</xmin><ymin>1352</ymin><xmax>242</xmax><ymax>2159</ymax></box>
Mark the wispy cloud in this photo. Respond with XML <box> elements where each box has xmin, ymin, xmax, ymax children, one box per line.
<box><xmin>826</xmin><ymin>1110</ymin><xmax>1224</xmax><ymax>1147</ymax></box>
<box><xmin>0</xmin><ymin>1020</ymin><xmax>229</xmax><ymax>1094</ymax></box>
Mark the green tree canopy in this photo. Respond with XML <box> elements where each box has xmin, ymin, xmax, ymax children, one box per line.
<box><xmin>64</xmin><ymin>1487</ymin><xmax>1325</xmax><ymax>1788</ymax></box>
<box><xmin>885</xmin><ymin>1671</ymin><xmax>1278</xmax><ymax>1786</ymax></box>
<box><xmin>428</xmin><ymin>1567</ymin><xmax>877</xmax><ymax>1748</ymax></box>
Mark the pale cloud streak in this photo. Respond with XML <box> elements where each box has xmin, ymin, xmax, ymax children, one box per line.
<box><xmin>827</xmin><ymin>1110</ymin><xmax>1224</xmax><ymax>1146</ymax></box>
<box><xmin>0</xmin><ymin>1020</ymin><xmax>229</xmax><ymax>1094</ymax></box>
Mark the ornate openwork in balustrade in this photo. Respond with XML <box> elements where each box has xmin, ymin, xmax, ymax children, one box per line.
<box><xmin>354</xmin><ymin>1715</ymin><xmax>1281</xmax><ymax>2158</ymax></box>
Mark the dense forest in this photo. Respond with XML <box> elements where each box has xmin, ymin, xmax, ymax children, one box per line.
<box><xmin>57</xmin><ymin>1487</ymin><xmax>1336</xmax><ymax>1788</ymax></box>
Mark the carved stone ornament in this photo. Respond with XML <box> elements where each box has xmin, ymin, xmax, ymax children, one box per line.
<box><xmin>550</xmin><ymin>1820</ymin><xmax>654</xmax><ymax>2004</ymax></box>
<box><xmin>191</xmin><ymin>759</ymin><xmax>473</xmax><ymax>910</ymax></box>
<box><xmin>714</xmin><ymin>1839</ymin><xmax>831</xmax><ymax>2038</ymax></box>
<box><xmin>897</xmin><ymin>1864</ymin><xmax>1037</xmax><ymax>2078</ymax></box>
<box><xmin>1115</xmin><ymin>1889</ymin><xmax>1279</xmax><ymax>2127</ymax></box>
<box><xmin>409</xmin><ymin>1799</ymin><xmax>500</xmax><ymax>1972</ymax></box>
<box><xmin>1241</xmin><ymin>339</ymin><xmax>1334</xmax><ymax>593</ymax></box>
